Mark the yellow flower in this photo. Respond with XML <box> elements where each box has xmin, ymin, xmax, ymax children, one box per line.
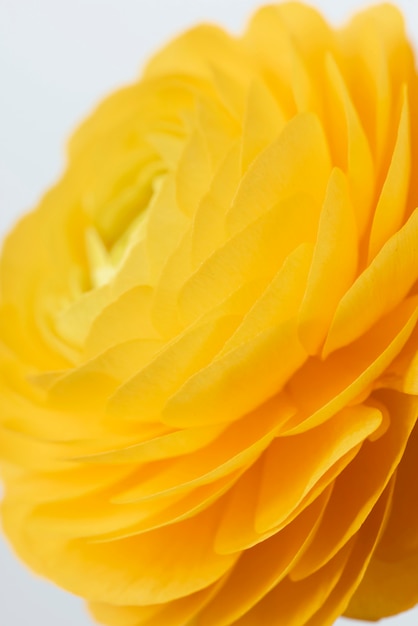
<box><xmin>1</xmin><ymin>2</ymin><xmax>418</xmax><ymax>624</ymax></box>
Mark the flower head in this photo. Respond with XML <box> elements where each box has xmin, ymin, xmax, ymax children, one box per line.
<box><xmin>1</xmin><ymin>3</ymin><xmax>418</xmax><ymax>625</ymax></box>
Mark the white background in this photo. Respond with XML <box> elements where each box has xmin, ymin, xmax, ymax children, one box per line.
<box><xmin>0</xmin><ymin>1</ymin><xmax>418</xmax><ymax>624</ymax></box>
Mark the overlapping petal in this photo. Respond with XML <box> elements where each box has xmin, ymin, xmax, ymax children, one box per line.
<box><xmin>0</xmin><ymin>3</ymin><xmax>418</xmax><ymax>625</ymax></box>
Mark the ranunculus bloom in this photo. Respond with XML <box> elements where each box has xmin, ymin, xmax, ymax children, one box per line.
<box><xmin>1</xmin><ymin>2</ymin><xmax>418</xmax><ymax>625</ymax></box>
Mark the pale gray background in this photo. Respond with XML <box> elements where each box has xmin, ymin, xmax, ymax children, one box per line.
<box><xmin>0</xmin><ymin>1</ymin><xmax>417</xmax><ymax>624</ymax></box>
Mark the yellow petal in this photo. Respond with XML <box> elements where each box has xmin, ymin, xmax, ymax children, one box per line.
<box><xmin>226</xmin><ymin>112</ymin><xmax>331</xmax><ymax>234</ymax></box>
<box><xmin>325</xmin><ymin>54</ymin><xmax>375</xmax><ymax>238</ymax></box>
<box><xmin>345</xmin><ymin>415</ymin><xmax>418</xmax><ymax>619</ymax></box>
<box><xmin>228</xmin><ymin>542</ymin><xmax>353</xmax><ymax>626</ymax></box>
<box><xmin>162</xmin><ymin>319</ymin><xmax>305</xmax><ymax>428</ymax></box>
<box><xmin>298</xmin><ymin>168</ymin><xmax>358</xmax><ymax>354</ymax></box>
<box><xmin>292</xmin><ymin>391</ymin><xmax>417</xmax><ymax>579</ymax></box>
<box><xmin>284</xmin><ymin>296</ymin><xmax>418</xmax><ymax>434</ymax></box>
<box><xmin>239</xmin><ymin>78</ymin><xmax>286</xmax><ymax>172</ymax></box>
<box><xmin>324</xmin><ymin>209</ymin><xmax>418</xmax><ymax>356</ymax></box>
<box><xmin>89</xmin><ymin>584</ymin><xmax>218</xmax><ymax>626</ymax></box>
<box><xmin>84</xmin><ymin>286</ymin><xmax>156</xmax><ymax>358</ymax></box>
<box><xmin>197</xmin><ymin>491</ymin><xmax>329</xmax><ymax>626</ymax></box>
<box><xmin>255</xmin><ymin>404</ymin><xmax>382</xmax><ymax>535</ymax></box>
<box><xmin>368</xmin><ymin>86</ymin><xmax>411</xmax><ymax>261</ymax></box>
<box><xmin>2</xmin><ymin>497</ymin><xmax>238</xmax><ymax>606</ymax></box>
<box><xmin>306</xmin><ymin>481</ymin><xmax>393</xmax><ymax>626</ymax></box>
